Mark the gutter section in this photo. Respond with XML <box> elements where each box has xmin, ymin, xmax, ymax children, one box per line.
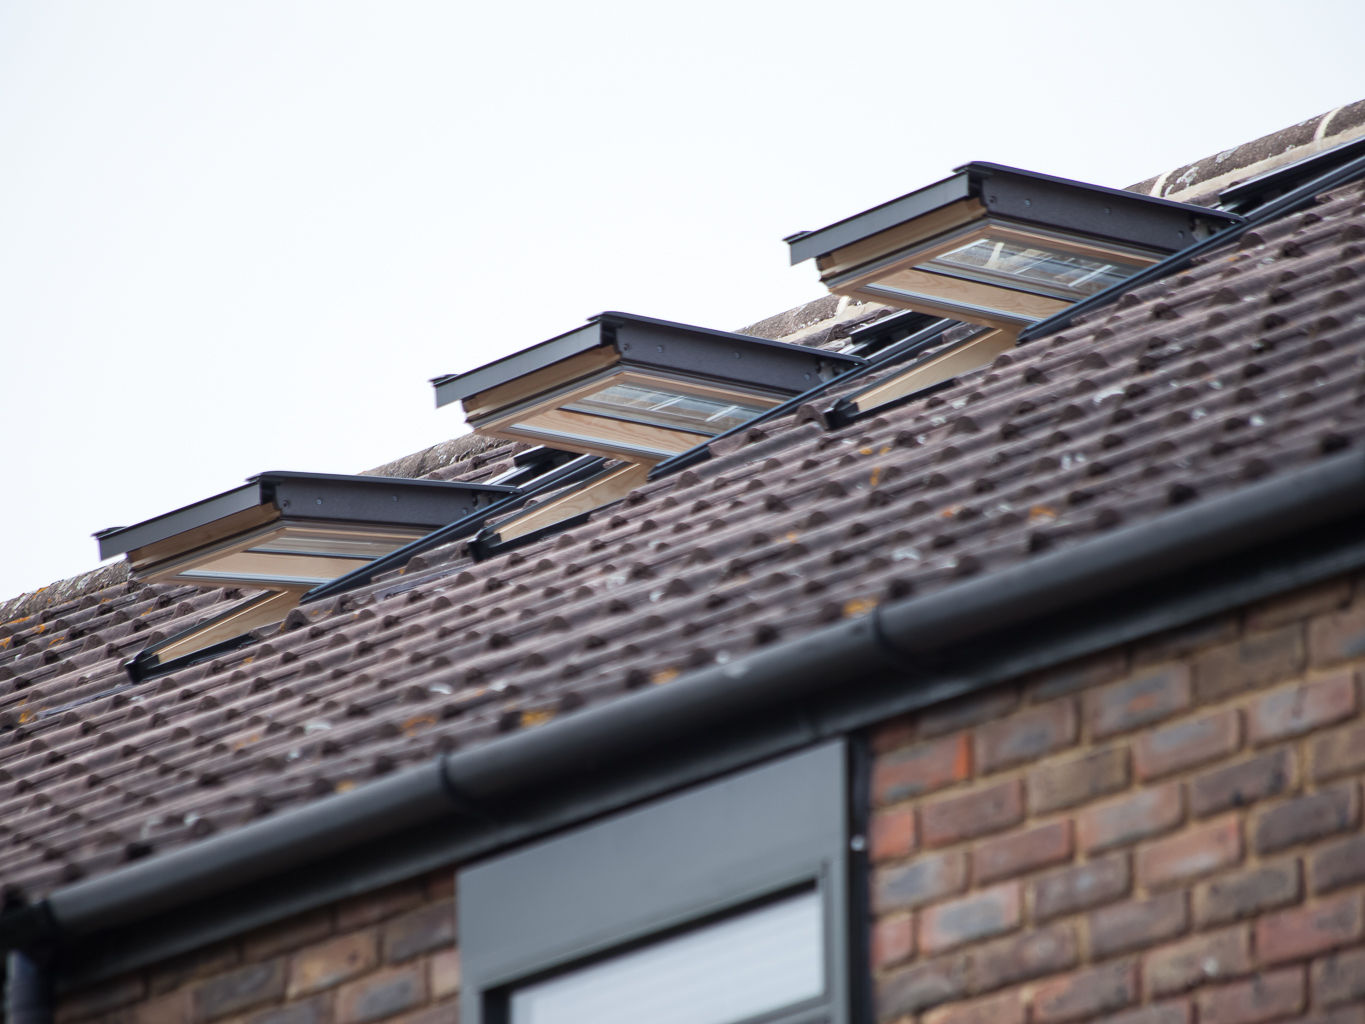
<box><xmin>11</xmin><ymin>448</ymin><xmax>1365</xmax><ymax>982</ymax></box>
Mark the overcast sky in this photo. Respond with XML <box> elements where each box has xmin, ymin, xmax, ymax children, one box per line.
<box><xmin>2</xmin><ymin>1</ymin><xmax>1362</xmax><ymax>600</ymax></box>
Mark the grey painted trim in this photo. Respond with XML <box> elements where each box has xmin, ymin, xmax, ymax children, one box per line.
<box><xmin>459</xmin><ymin>741</ymin><xmax>849</xmax><ymax>1024</ymax></box>
<box><xmin>12</xmin><ymin>448</ymin><xmax>1365</xmax><ymax>985</ymax></box>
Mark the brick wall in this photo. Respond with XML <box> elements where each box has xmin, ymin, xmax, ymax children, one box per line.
<box><xmin>869</xmin><ymin>574</ymin><xmax>1365</xmax><ymax>1024</ymax></box>
<box><xmin>54</xmin><ymin>871</ymin><xmax>459</xmax><ymax>1024</ymax></box>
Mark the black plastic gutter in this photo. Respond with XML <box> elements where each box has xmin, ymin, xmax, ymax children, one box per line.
<box><xmin>3</xmin><ymin>951</ymin><xmax>52</xmax><ymax>1024</ymax></box>
<box><xmin>1018</xmin><ymin>147</ymin><xmax>1365</xmax><ymax>344</ymax></box>
<box><xmin>8</xmin><ymin>446</ymin><xmax>1363</xmax><ymax>983</ymax></box>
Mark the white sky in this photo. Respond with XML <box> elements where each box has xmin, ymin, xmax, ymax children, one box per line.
<box><xmin>2</xmin><ymin>0</ymin><xmax>1363</xmax><ymax>600</ymax></box>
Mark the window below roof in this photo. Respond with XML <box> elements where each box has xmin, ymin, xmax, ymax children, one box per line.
<box><xmin>458</xmin><ymin>742</ymin><xmax>852</xmax><ymax>1024</ymax></box>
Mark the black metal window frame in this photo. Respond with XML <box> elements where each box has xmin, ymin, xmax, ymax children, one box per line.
<box><xmin>457</xmin><ymin>740</ymin><xmax>852</xmax><ymax>1024</ymax></box>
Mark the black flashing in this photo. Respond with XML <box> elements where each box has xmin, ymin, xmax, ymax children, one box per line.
<box><xmin>788</xmin><ymin>162</ymin><xmax>1241</xmax><ymax>266</ymax></box>
<box><xmin>1219</xmin><ymin>134</ymin><xmax>1365</xmax><ymax>213</ymax></box>
<box><xmin>431</xmin><ymin>312</ymin><xmax>865</xmax><ymax>409</ymax></box>
<box><xmin>97</xmin><ymin>472</ymin><xmax>517</xmax><ymax>560</ymax></box>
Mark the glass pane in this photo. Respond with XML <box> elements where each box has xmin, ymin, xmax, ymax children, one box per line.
<box><xmin>249</xmin><ymin>529</ymin><xmax>417</xmax><ymax>558</ymax></box>
<box><xmin>509</xmin><ymin>888</ymin><xmax>824</xmax><ymax>1024</ymax></box>
<box><xmin>927</xmin><ymin>233</ymin><xmax>1145</xmax><ymax>297</ymax></box>
<box><xmin>566</xmin><ymin>383</ymin><xmax>767</xmax><ymax>435</ymax></box>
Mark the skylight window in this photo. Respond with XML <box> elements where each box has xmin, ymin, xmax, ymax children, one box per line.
<box><xmin>433</xmin><ymin>312</ymin><xmax>864</xmax><ymax>464</ymax></box>
<box><xmin>788</xmin><ymin>162</ymin><xmax>1240</xmax><ymax>334</ymax></box>
<box><xmin>96</xmin><ymin>471</ymin><xmax>515</xmax><ymax>591</ymax></box>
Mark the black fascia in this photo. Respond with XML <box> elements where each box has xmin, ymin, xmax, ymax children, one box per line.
<box><xmin>1218</xmin><ymin>134</ymin><xmax>1365</xmax><ymax>213</ymax></box>
<box><xmin>787</xmin><ymin>162</ymin><xmax>1241</xmax><ymax>266</ymax></box>
<box><xmin>95</xmin><ymin>472</ymin><xmax>516</xmax><ymax>560</ymax></box>
<box><xmin>430</xmin><ymin>312</ymin><xmax>864</xmax><ymax>409</ymax></box>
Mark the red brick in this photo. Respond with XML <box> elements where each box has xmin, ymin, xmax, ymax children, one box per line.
<box><xmin>425</xmin><ymin>871</ymin><xmax>454</xmax><ymax>901</ymax></box>
<box><xmin>1028</xmin><ymin>650</ymin><xmax>1128</xmax><ymax>701</ymax></box>
<box><xmin>1247</xmin><ymin>579</ymin><xmax>1353</xmax><ymax>632</ymax></box>
<box><xmin>1252</xmin><ymin>782</ymin><xmax>1359</xmax><ymax>854</ymax></box>
<box><xmin>148</xmin><ymin>942</ymin><xmax>241</xmax><ymax>997</ymax></box>
<box><xmin>1194</xmin><ymin>859</ymin><xmax>1302</xmax><ymax>927</ymax></box>
<box><xmin>975</xmin><ymin>700</ymin><xmax>1077</xmax><ymax>774</ymax></box>
<box><xmin>869</xmin><ymin>805</ymin><xmax>916</xmax><ymax>862</ymax></box>
<box><xmin>925</xmin><ymin>989</ymin><xmax>1026</xmax><ymax>1024</ymax></box>
<box><xmin>1143</xmin><ymin>924</ymin><xmax>1253</xmax><ymax>996</ymax></box>
<box><xmin>191</xmin><ymin>960</ymin><xmax>287</xmax><ymax>1022</ymax></box>
<box><xmin>246</xmin><ymin>997</ymin><xmax>330</xmax><ymax>1024</ymax></box>
<box><xmin>1256</xmin><ymin>892</ymin><xmax>1363</xmax><ymax>964</ymax></box>
<box><xmin>1027</xmin><ymin>745</ymin><xmax>1129</xmax><ymax>814</ymax></box>
<box><xmin>1087</xmin><ymin>665</ymin><xmax>1192</xmax><ymax>739</ymax></box>
<box><xmin>921</xmin><ymin>779</ymin><xmax>1024</xmax><ymax>847</ymax></box>
<box><xmin>136</xmin><ymin>990</ymin><xmax>195</xmax><ymax>1024</ymax></box>
<box><xmin>918</xmin><ymin>882</ymin><xmax>1022</xmax><ymax>954</ymax></box>
<box><xmin>287</xmin><ymin>931</ymin><xmax>378</xmax><ymax>998</ymax></box>
<box><xmin>1134</xmin><ymin>615</ymin><xmax>1237</xmax><ymax>666</ymax></box>
<box><xmin>877</xmin><ymin>956</ymin><xmax>968</xmax><ymax>1016</ymax></box>
<box><xmin>1301</xmin><ymin>1009</ymin><xmax>1365</xmax><ymax>1024</ymax></box>
<box><xmin>430</xmin><ymin>948</ymin><xmax>461</xmax><ymax>1001</ymax></box>
<box><xmin>1078</xmin><ymin>782</ymin><xmax>1183</xmax><ymax>853</ymax></box>
<box><xmin>1309</xmin><ymin>601</ymin><xmax>1365</xmax><ymax>666</ymax></box>
<box><xmin>873</xmin><ymin>849</ymin><xmax>967</xmax><ymax>912</ymax></box>
<box><xmin>872</xmin><ymin>733</ymin><xmax>972</xmax><ymax>805</ymax></box>
<box><xmin>1089</xmin><ymin>891</ymin><xmax>1188</xmax><ymax>958</ymax></box>
<box><xmin>918</xmin><ymin>687</ymin><xmax>1020</xmax><ymax>737</ymax></box>
<box><xmin>1137</xmin><ymin>816</ymin><xmax>1243</xmax><ymax>890</ymax></box>
<box><xmin>334</xmin><ymin>880</ymin><xmax>424</xmax><ymax>931</ymax></box>
<box><xmin>1309</xmin><ymin>721</ymin><xmax>1365</xmax><ymax>781</ymax></box>
<box><xmin>870</xmin><ymin>715</ymin><xmax>916</xmax><ymax>754</ymax></box>
<box><xmin>872</xmin><ymin>912</ymin><xmax>915</xmax><ymax>969</ymax></box>
<box><xmin>973</xmin><ymin>821</ymin><xmax>1073</xmax><ymax>884</ymax></box>
<box><xmin>382</xmin><ymin>902</ymin><xmax>456</xmax><ymax>963</ymax></box>
<box><xmin>386</xmin><ymin>1006</ymin><xmax>457</xmax><ymax>1024</ymax></box>
<box><xmin>1191</xmin><ymin>748</ymin><xmax>1296</xmax><ymax>818</ymax></box>
<box><xmin>243</xmin><ymin>909</ymin><xmax>333</xmax><ymax>960</ymax></box>
<box><xmin>1312</xmin><ymin>947</ymin><xmax>1365</xmax><ymax>1008</ymax></box>
<box><xmin>57</xmin><ymin>974</ymin><xmax>145</xmax><ymax>1022</ymax></box>
<box><xmin>1108</xmin><ymin>1004</ymin><xmax>1192</xmax><ymax>1024</ymax></box>
<box><xmin>1032</xmin><ymin>852</ymin><xmax>1130</xmax><ymax>921</ymax></box>
<box><xmin>968</xmin><ymin>923</ymin><xmax>1078</xmax><ymax>993</ymax></box>
<box><xmin>336</xmin><ymin>963</ymin><xmax>427</xmax><ymax>1024</ymax></box>
<box><xmin>1196</xmin><ymin>967</ymin><xmax>1304</xmax><ymax>1024</ymax></box>
<box><xmin>1032</xmin><ymin>960</ymin><xmax>1138</xmax><ymax>1023</ymax></box>
<box><xmin>1193</xmin><ymin>624</ymin><xmax>1305</xmax><ymax>702</ymax></box>
<box><xmin>1311</xmin><ymin>833</ymin><xmax>1365</xmax><ymax>893</ymax></box>
<box><xmin>1248</xmin><ymin>672</ymin><xmax>1357</xmax><ymax>744</ymax></box>
<box><xmin>1134</xmin><ymin>709</ymin><xmax>1241</xmax><ymax>781</ymax></box>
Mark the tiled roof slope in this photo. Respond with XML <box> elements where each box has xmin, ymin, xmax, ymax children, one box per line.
<box><xmin>3</xmin><ymin>177</ymin><xmax>1365</xmax><ymax>905</ymax></box>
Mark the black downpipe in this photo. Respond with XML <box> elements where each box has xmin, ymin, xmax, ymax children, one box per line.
<box><xmin>4</xmin><ymin>950</ymin><xmax>52</xmax><ymax>1024</ymax></box>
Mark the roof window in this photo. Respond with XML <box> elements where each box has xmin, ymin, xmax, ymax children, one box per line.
<box><xmin>433</xmin><ymin>312</ymin><xmax>864</xmax><ymax>463</ymax></box>
<box><xmin>787</xmin><ymin>162</ymin><xmax>1239</xmax><ymax>336</ymax></box>
<box><xmin>97</xmin><ymin>471</ymin><xmax>514</xmax><ymax>590</ymax></box>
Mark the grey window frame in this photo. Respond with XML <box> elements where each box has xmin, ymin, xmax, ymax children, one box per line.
<box><xmin>458</xmin><ymin>740</ymin><xmax>851</xmax><ymax>1024</ymax></box>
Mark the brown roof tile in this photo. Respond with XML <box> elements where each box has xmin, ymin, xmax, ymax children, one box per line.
<box><xmin>2</xmin><ymin>177</ymin><xmax>1364</xmax><ymax>902</ymax></box>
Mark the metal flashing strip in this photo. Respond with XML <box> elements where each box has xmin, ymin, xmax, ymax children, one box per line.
<box><xmin>15</xmin><ymin>447</ymin><xmax>1365</xmax><ymax>987</ymax></box>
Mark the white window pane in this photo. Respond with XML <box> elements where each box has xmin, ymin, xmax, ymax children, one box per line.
<box><xmin>509</xmin><ymin>888</ymin><xmax>824</xmax><ymax>1024</ymax></box>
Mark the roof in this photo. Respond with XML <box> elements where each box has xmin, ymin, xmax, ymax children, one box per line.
<box><xmin>3</xmin><ymin>137</ymin><xmax>1365</xmax><ymax>908</ymax></box>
